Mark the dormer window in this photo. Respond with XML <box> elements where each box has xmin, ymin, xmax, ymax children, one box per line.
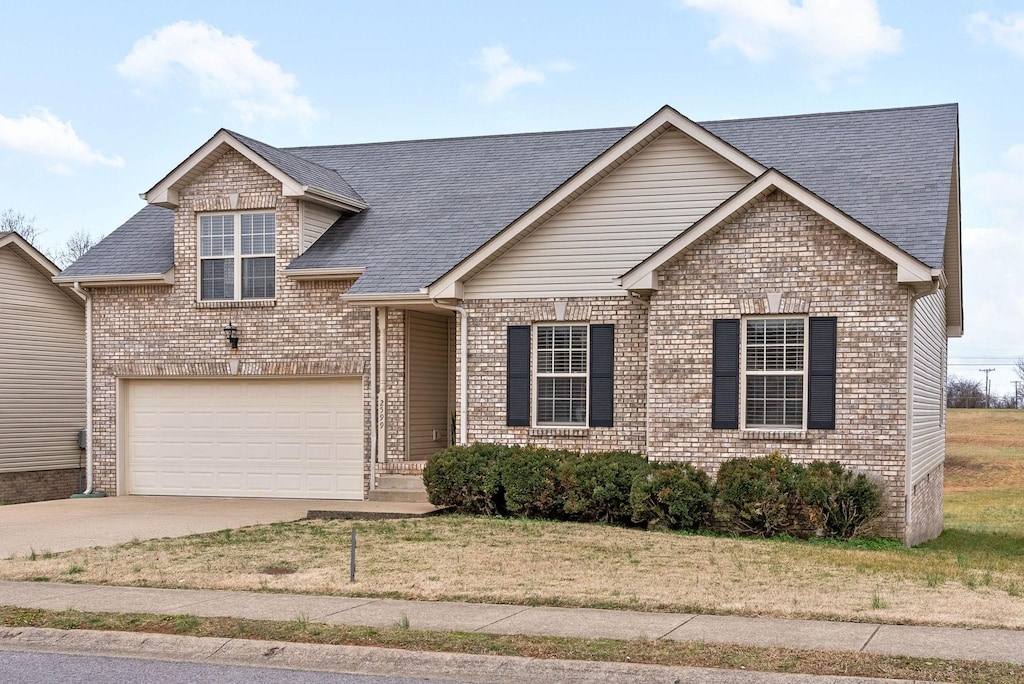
<box><xmin>199</xmin><ymin>212</ymin><xmax>276</xmax><ymax>301</ymax></box>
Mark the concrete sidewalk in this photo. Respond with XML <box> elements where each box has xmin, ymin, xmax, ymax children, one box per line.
<box><xmin>1</xmin><ymin>580</ymin><xmax>1021</xmax><ymax>665</ymax></box>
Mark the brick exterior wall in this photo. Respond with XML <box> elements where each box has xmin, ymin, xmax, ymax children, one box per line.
<box><xmin>384</xmin><ymin>308</ymin><xmax>407</xmax><ymax>463</ymax></box>
<box><xmin>462</xmin><ymin>191</ymin><xmax>917</xmax><ymax>540</ymax></box>
<box><xmin>460</xmin><ymin>298</ymin><xmax>648</xmax><ymax>452</ymax></box>
<box><xmin>907</xmin><ymin>463</ymin><xmax>944</xmax><ymax>546</ymax></box>
<box><xmin>647</xmin><ymin>190</ymin><xmax>910</xmax><ymax>538</ymax></box>
<box><xmin>88</xmin><ymin>149</ymin><xmax>374</xmax><ymax>495</ymax></box>
<box><xmin>0</xmin><ymin>468</ymin><xmax>83</xmax><ymax>504</ymax></box>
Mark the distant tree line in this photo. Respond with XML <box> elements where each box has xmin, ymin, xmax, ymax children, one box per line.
<box><xmin>1</xmin><ymin>208</ymin><xmax>102</xmax><ymax>269</ymax></box>
<box><xmin>947</xmin><ymin>374</ymin><xmax>1022</xmax><ymax>409</ymax></box>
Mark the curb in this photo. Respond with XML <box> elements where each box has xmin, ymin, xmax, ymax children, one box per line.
<box><xmin>0</xmin><ymin>626</ymin><xmax>939</xmax><ymax>684</ymax></box>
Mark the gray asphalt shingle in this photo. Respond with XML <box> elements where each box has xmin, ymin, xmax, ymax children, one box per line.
<box><xmin>60</xmin><ymin>104</ymin><xmax>957</xmax><ymax>291</ymax></box>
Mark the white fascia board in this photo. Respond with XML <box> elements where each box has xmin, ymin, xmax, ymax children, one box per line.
<box><xmin>0</xmin><ymin>233</ymin><xmax>61</xmax><ymax>276</ymax></box>
<box><xmin>285</xmin><ymin>267</ymin><xmax>365</xmax><ymax>281</ymax></box>
<box><xmin>142</xmin><ymin>130</ymin><xmax>366</xmax><ymax>214</ymax></box>
<box><xmin>620</xmin><ymin>170</ymin><xmax>935</xmax><ymax>290</ymax></box>
<box><xmin>341</xmin><ymin>292</ymin><xmax>431</xmax><ymax>307</ymax></box>
<box><xmin>53</xmin><ymin>269</ymin><xmax>175</xmax><ymax>287</ymax></box>
<box><xmin>299</xmin><ymin>187</ymin><xmax>367</xmax><ymax>213</ymax></box>
<box><xmin>427</xmin><ymin>105</ymin><xmax>766</xmax><ymax>298</ymax></box>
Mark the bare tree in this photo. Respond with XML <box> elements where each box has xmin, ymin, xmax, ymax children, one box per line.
<box><xmin>0</xmin><ymin>209</ymin><xmax>43</xmax><ymax>245</ymax></box>
<box><xmin>50</xmin><ymin>229</ymin><xmax>101</xmax><ymax>269</ymax></box>
<box><xmin>947</xmin><ymin>375</ymin><xmax>986</xmax><ymax>408</ymax></box>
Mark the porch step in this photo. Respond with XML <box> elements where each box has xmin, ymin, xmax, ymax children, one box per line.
<box><xmin>368</xmin><ymin>474</ymin><xmax>430</xmax><ymax>504</ymax></box>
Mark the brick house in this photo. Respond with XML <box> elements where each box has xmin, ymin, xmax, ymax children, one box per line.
<box><xmin>56</xmin><ymin>104</ymin><xmax>961</xmax><ymax>545</ymax></box>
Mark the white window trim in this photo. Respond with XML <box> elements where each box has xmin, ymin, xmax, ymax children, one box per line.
<box><xmin>197</xmin><ymin>211</ymin><xmax>276</xmax><ymax>302</ymax></box>
<box><xmin>532</xmin><ymin>322</ymin><xmax>590</xmax><ymax>428</ymax></box>
<box><xmin>739</xmin><ymin>315</ymin><xmax>809</xmax><ymax>431</ymax></box>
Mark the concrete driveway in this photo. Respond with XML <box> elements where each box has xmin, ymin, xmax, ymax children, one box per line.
<box><xmin>0</xmin><ymin>496</ymin><xmax>426</xmax><ymax>559</ymax></box>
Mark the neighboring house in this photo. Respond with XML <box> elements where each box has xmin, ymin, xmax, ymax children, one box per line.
<box><xmin>55</xmin><ymin>104</ymin><xmax>961</xmax><ymax>545</ymax></box>
<box><xmin>0</xmin><ymin>231</ymin><xmax>86</xmax><ymax>504</ymax></box>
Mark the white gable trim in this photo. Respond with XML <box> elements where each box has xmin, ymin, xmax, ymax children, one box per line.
<box><xmin>141</xmin><ymin>130</ymin><xmax>366</xmax><ymax>213</ymax></box>
<box><xmin>619</xmin><ymin>170</ymin><xmax>938</xmax><ymax>290</ymax></box>
<box><xmin>428</xmin><ymin>105</ymin><xmax>766</xmax><ymax>299</ymax></box>
<box><xmin>0</xmin><ymin>232</ymin><xmax>60</xmax><ymax>277</ymax></box>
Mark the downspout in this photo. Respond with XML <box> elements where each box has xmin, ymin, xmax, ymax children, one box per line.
<box><xmin>431</xmin><ymin>299</ymin><xmax>468</xmax><ymax>445</ymax></box>
<box><xmin>905</xmin><ymin>275</ymin><xmax>942</xmax><ymax>544</ymax></box>
<box><xmin>369</xmin><ymin>306</ymin><xmax>377</xmax><ymax>491</ymax></box>
<box><xmin>71</xmin><ymin>282</ymin><xmax>93</xmax><ymax>496</ymax></box>
<box><xmin>629</xmin><ymin>291</ymin><xmax>651</xmax><ymax>459</ymax></box>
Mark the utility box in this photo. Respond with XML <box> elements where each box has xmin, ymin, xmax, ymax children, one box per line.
<box><xmin>77</xmin><ymin>429</ymin><xmax>87</xmax><ymax>450</ymax></box>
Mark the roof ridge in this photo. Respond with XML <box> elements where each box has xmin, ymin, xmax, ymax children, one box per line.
<box><xmin>283</xmin><ymin>125</ymin><xmax>635</xmax><ymax>152</ymax></box>
<box><xmin>699</xmin><ymin>103</ymin><xmax>958</xmax><ymax>126</ymax></box>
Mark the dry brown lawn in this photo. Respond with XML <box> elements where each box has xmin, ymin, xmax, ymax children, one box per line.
<box><xmin>0</xmin><ymin>409</ymin><xmax>1021</xmax><ymax>630</ymax></box>
<box><xmin>1</xmin><ymin>514</ymin><xmax>1022</xmax><ymax>629</ymax></box>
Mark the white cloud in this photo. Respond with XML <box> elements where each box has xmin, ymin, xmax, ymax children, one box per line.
<box><xmin>470</xmin><ymin>46</ymin><xmax>571</xmax><ymax>103</ymax></box>
<box><xmin>0</xmin><ymin>109</ymin><xmax>124</xmax><ymax>173</ymax></box>
<box><xmin>968</xmin><ymin>12</ymin><xmax>1024</xmax><ymax>58</ymax></box>
<box><xmin>681</xmin><ymin>0</ymin><xmax>901</xmax><ymax>86</ymax></box>
<box><xmin>117</xmin><ymin>21</ymin><xmax>318</xmax><ymax>124</ymax></box>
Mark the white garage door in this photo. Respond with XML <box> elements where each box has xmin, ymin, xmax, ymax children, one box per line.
<box><xmin>126</xmin><ymin>377</ymin><xmax>364</xmax><ymax>499</ymax></box>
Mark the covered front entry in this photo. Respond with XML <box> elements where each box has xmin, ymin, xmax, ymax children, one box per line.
<box><xmin>124</xmin><ymin>377</ymin><xmax>364</xmax><ymax>499</ymax></box>
<box><xmin>406</xmin><ymin>311</ymin><xmax>453</xmax><ymax>460</ymax></box>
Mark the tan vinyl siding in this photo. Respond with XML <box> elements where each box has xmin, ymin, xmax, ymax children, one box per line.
<box><xmin>406</xmin><ymin>312</ymin><xmax>451</xmax><ymax>460</ymax></box>
<box><xmin>910</xmin><ymin>289</ymin><xmax>946</xmax><ymax>485</ymax></box>
<box><xmin>465</xmin><ymin>129</ymin><xmax>752</xmax><ymax>299</ymax></box>
<box><xmin>300</xmin><ymin>202</ymin><xmax>342</xmax><ymax>252</ymax></box>
<box><xmin>0</xmin><ymin>247</ymin><xmax>85</xmax><ymax>472</ymax></box>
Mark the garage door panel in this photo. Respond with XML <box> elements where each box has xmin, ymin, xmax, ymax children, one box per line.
<box><xmin>126</xmin><ymin>378</ymin><xmax>364</xmax><ymax>500</ymax></box>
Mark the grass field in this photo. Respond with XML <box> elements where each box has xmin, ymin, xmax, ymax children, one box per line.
<box><xmin>0</xmin><ymin>409</ymin><xmax>1020</xmax><ymax>630</ymax></box>
<box><xmin>941</xmin><ymin>409</ymin><xmax>1024</xmax><ymax>534</ymax></box>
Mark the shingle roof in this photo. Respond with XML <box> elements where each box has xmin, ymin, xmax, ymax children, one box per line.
<box><xmin>59</xmin><ymin>204</ymin><xmax>173</xmax><ymax>278</ymax></box>
<box><xmin>227</xmin><ymin>130</ymin><xmax>364</xmax><ymax>205</ymax></box>
<box><xmin>60</xmin><ymin>104</ymin><xmax>957</xmax><ymax>291</ymax></box>
<box><xmin>704</xmin><ymin>104</ymin><xmax>956</xmax><ymax>269</ymax></box>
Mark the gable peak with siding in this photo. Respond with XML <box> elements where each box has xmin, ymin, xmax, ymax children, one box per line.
<box><xmin>463</xmin><ymin>124</ymin><xmax>755</xmax><ymax>299</ymax></box>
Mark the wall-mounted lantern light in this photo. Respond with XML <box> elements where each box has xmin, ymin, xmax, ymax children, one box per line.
<box><xmin>224</xmin><ymin>321</ymin><xmax>239</xmax><ymax>349</ymax></box>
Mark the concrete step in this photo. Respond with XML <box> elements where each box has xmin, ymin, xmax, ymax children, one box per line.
<box><xmin>367</xmin><ymin>488</ymin><xmax>430</xmax><ymax>504</ymax></box>
<box><xmin>376</xmin><ymin>474</ymin><xmax>426</xmax><ymax>491</ymax></box>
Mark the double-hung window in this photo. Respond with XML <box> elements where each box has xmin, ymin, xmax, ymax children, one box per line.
<box><xmin>199</xmin><ymin>212</ymin><xmax>275</xmax><ymax>301</ymax></box>
<box><xmin>534</xmin><ymin>324</ymin><xmax>589</xmax><ymax>425</ymax></box>
<box><xmin>742</xmin><ymin>317</ymin><xmax>807</xmax><ymax>429</ymax></box>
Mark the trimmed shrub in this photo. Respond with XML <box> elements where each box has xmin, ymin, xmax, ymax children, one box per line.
<box><xmin>501</xmin><ymin>447</ymin><xmax>567</xmax><ymax>518</ymax></box>
<box><xmin>561</xmin><ymin>451</ymin><xmax>651</xmax><ymax>524</ymax></box>
<box><xmin>630</xmin><ymin>462</ymin><xmax>714</xmax><ymax>530</ymax></box>
<box><xmin>422</xmin><ymin>443</ymin><xmax>507</xmax><ymax>514</ymax></box>
<box><xmin>714</xmin><ymin>452</ymin><xmax>805</xmax><ymax>537</ymax></box>
<box><xmin>798</xmin><ymin>461</ymin><xmax>883</xmax><ymax>539</ymax></box>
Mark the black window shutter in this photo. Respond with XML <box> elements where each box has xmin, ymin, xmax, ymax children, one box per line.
<box><xmin>712</xmin><ymin>319</ymin><xmax>740</xmax><ymax>429</ymax></box>
<box><xmin>589</xmin><ymin>324</ymin><xmax>615</xmax><ymax>427</ymax></box>
<box><xmin>506</xmin><ymin>326</ymin><xmax>531</xmax><ymax>426</ymax></box>
<box><xmin>807</xmin><ymin>317</ymin><xmax>837</xmax><ymax>430</ymax></box>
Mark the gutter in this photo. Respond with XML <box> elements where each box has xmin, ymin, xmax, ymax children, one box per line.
<box><xmin>70</xmin><ymin>282</ymin><xmax>97</xmax><ymax>497</ymax></box>
<box><xmin>431</xmin><ymin>299</ymin><xmax>469</xmax><ymax>445</ymax></box>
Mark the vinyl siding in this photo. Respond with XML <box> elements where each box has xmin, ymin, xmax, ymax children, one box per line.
<box><xmin>0</xmin><ymin>247</ymin><xmax>85</xmax><ymax>472</ymax></box>
<box><xmin>465</xmin><ymin>129</ymin><xmax>753</xmax><ymax>299</ymax></box>
<box><xmin>300</xmin><ymin>202</ymin><xmax>342</xmax><ymax>252</ymax></box>
<box><xmin>910</xmin><ymin>288</ymin><xmax>946</xmax><ymax>485</ymax></box>
<box><xmin>406</xmin><ymin>312</ymin><xmax>451</xmax><ymax>460</ymax></box>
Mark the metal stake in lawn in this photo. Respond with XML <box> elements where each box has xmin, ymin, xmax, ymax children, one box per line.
<box><xmin>350</xmin><ymin>528</ymin><xmax>356</xmax><ymax>583</ymax></box>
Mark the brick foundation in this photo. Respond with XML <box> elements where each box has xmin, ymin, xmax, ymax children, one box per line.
<box><xmin>906</xmin><ymin>464</ymin><xmax>944</xmax><ymax>545</ymax></box>
<box><xmin>0</xmin><ymin>468</ymin><xmax>84</xmax><ymax>504</ymax></box>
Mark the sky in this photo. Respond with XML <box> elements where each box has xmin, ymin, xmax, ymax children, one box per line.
<box><xmin>1</xmin><ymin>0</ymin><xmax>1022</xmax><ymax>395</ymax></box>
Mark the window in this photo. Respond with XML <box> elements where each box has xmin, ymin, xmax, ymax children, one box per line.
<box><xmin>199</xmin><ymin>212</ymin><xmax>276</xmax><ymax>301</ymax></box>
<box><xmin>742</xmin><ymin>317</ymin><xmax>807</xmax><ymax>429</ymax></box>
<box><xmin>534</xmin><ymin>324</ymin><xmax>589</xmax><ymax>425</ymax></box>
